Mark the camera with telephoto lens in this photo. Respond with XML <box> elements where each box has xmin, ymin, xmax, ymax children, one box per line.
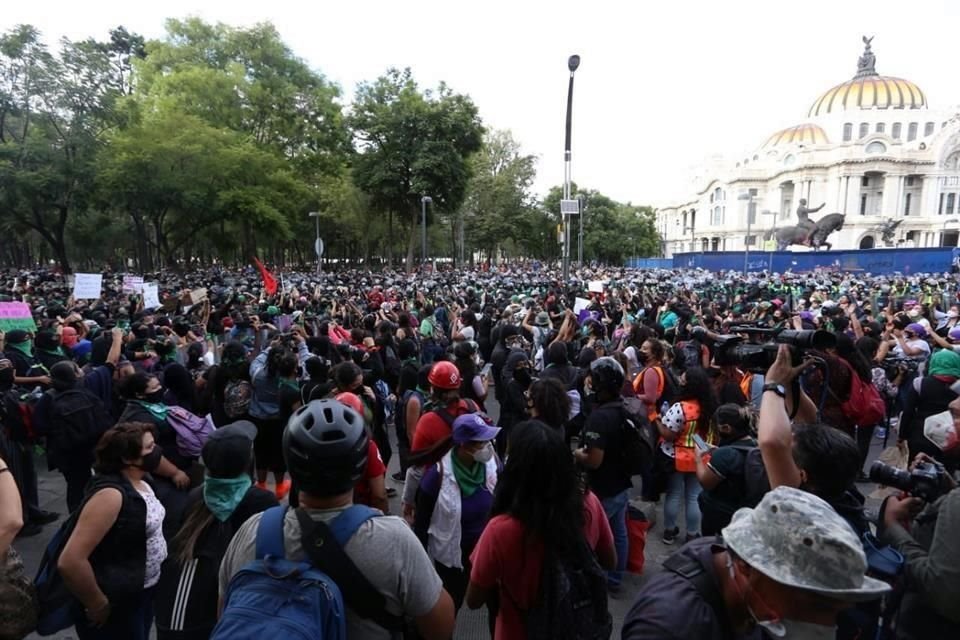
<box><xmin>869</xmin><ymin>459</ymin><xmax>949</xmax><ymax>503</ymax></box>
<box><xmin>717</xmin><ymin>328</ymin><xmax>837</xmax><ymax>373</ymax></box>
<box><xmin>882</xmin><ymin>356</ymin><xmax>920</xmax><ymax>379</ymax></box>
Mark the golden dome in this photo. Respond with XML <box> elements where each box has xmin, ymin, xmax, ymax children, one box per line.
<box><xmin>808</xmin><ymin>76</ymin><xmax>926</xmax><ymax>117</ymax></box>
<box><xmin>763</xmin><ymin>123</ymin><xmax>829</xmax><ymax>148</ymax></box>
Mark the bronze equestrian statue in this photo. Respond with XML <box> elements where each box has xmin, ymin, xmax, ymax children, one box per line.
<box><xmin>770</xmin><ymin>211</ymin><xmax>846</xmax><ymax>251</ymax></box>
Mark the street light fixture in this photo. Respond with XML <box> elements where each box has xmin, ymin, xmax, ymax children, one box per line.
<box><xmin>562</xmin><ymin>54</ymin><xmax>581</xmax><ymax>280</ymax></box>
<box><xmin>421</xmin><ymin>196</ymin><xmax>432</xmax><ymax>266</ymax></box>
<box><xmin>738</xmin><ymin>190</ymin><xmax>757</xmax><ymax>273</ymax></box>
<box><xmin>308</xmin><ymin>211</ymin><xmax>322</xmax><ymax>273</ymax></box>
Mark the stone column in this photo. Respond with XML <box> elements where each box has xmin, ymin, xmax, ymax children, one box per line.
<box><xmin>882</xmin><ymin>174</ymin><xmax>901</xmax><ymax>218</ymax></box>
<box><xmin>920</xmin><ymin>176</ymin><xmax>938</xmax><ymax>218</ymax></box>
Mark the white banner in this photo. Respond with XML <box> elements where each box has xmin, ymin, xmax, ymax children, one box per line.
<box><xmin>72</xmin><ymin>273</ymin><xmax>103</xmax><ymax>299</ymax></box>
<box><xmin>122</xmin><ymin>275</ymin><xmax>144</xmax><ymax>293</ymax></box>
<box><xmin>588</xmin><ymin>281</ymin><xmax>604</xmax><ymax>293</ymax></box>
<box><xmin>142</xmin><ymin>283</ymin><xmax>161</xmax><ymax>309</ymax></box>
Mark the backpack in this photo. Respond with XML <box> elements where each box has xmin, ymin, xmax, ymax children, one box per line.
<box><xmin>727</xmin><ymin>444</ymin><xmax>771</xmax><ymax>508</ymax></box>
<box><xmin>1</xmin><ymin>388</ymin><xmax>39</xmax><ymax>443</ymax></box>
<box><xmin>838</xmin><ymin>361</ymin><xmax>886</xmax><ymax>428</ymax></box>
<box><xmin>165</xmin><ymin>405</ymin><xmax>215</xmax><ymax>458</ymax></box>
<box><xmin>46</xmin><ymin>388</ymin><xmax>112</xmax><ymax>452</ymax></box>
<box><xmin>619</xmin><ymin>399</ymin><xmax>658</xmax><ymax>476</ymax></box>
<box><xmin>34</xmin><ymin>481</ymin><xmax>125</xmax><ymax>635</ymax></box>
<box><xmin>212</xmin><ymin>505</ymin><xmax>403</xmax><ymax>640</ymax></box>
<box><xmin>524</xmin><ymin>542</ymin><xmax>612</xmax><ymax>640</ymax></box>
<box><xmin>223</xmin><ymin>380</ymin><xmax>252</xmax><ymax>419</ymax></box>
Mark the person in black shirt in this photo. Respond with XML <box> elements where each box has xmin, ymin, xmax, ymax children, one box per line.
<box><xmin>575</xmin><ymin>356</ymin><xmax>632</xmax><ymax>589</ymax></box>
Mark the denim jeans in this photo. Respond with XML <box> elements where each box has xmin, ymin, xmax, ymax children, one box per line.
<box><xmin>664</xmin><ymin>471</ymin><xmax>703</xmax><ymax>536</ymax></box>
<box><xmin>600</xmin><ymin>489</ymin><xmax>630</xmax><ymax>586</ymax></box>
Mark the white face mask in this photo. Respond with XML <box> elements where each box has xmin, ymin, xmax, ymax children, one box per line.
<box><xmin>949</xmin><ymin>310</ymin><xmax>958</xmax><ymax>319</ymax></box>
<box><xmin>472</xmin><ymin>442</ymin><xmax>495</xmax><ymax>464</ymax></box>
<box><xmin>908</xmin><ymin>309</ymin><xmax>920</xmax><ymax>318</ymax></box>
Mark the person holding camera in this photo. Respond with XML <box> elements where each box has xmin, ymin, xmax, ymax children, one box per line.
<box><xmin>878</xmin><ymin>432</ymin><xmax>960</xmax><ymax>638</ymax></box>
<box><xmin>898</xmin><ymin>349</ymin><xmax>960</xmax><ymax>465</ymax></box>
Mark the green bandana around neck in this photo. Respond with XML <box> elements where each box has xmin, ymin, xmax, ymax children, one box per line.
<box><xmin>136</xmin><ymin>400</ymin><xmax>169</xmax><ymax>422</ymax></box>
<box><xmin>9</xmin><ymin>340</ymin><xmax>33</xmax><ymax>359</ymax></box>
<box><xmin>203</xmin><ymin>475</ymin><xmax>252</xmax><ymax>522</ymax></box>
<box><xmin>451</xmin><ymin>449</ymin><xmax>486</xmax><ymax>497</ymax></box>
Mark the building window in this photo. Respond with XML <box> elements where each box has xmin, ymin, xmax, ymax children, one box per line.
<box><xmin>940</xmin><ymin>193</ymin><xmax>946</xmax><ymax>215</ymax></box>
<box><xmin>710</xmin><ymin>193</ymin><xmax>714</xmax><ymax>203</ymax></box>
<box><xmin>908</xmin><ymin>122</ymin><xmax>918</xmax><ymax>141</ymax></box>
<box><xmin>925</xmin><ymin>122</ymin><xmax>935</xmax><ymax>137</ymax></box>
<box><xmin>858</xmin><ymin>123</ymin><xmax>869</xmax><ymax>139</ymax></box>
<box><xmin>745</xmin><ymin>235</ymin><xmax>756</xmax><ymax>246</ymax></box>
<box><xmin>904</xmin><ymin>193</ymin><xmax>912</xmax><ymax>216</ymax></box>
<box><xmin>861</xmin><ymin>176</ymin><xmax>870</xmax><ymax>187</ymax></box>
<box><xmin>876</xmin><ymin>122</ymin><xmax>885</xmax><ymax>134</ymax></box>
<box><xmin>906</xmin><ymin>176</ymin><xmax>915</xmax><ymax>187</ymax></box>
<box><xmin>949</xmin><ymin>193</ymin><xmax>957</xmax><ymax>215</ymax></box>
<box><xmin>865</xmin><ymin>141</ymin><xmax>887</xmax><ymax>154</ymax></box>
<box><xmin>712</xmin><ymin>206</ymin><xmax>723</xmax><ymax>225</ymax></box>
<box><xmin>860</xmin><ymin>194</ymin><xmax>868</xmax><ymax>216</ymax></box>
<box><xmin>892</xmin><ymin>123</ymin><xmax>902</xmax><ymax>139</ymax></box>
<box><xmin>843</xmin><ymin>123</ymin><xmax>853</xmax><ymax>141</ymax></box>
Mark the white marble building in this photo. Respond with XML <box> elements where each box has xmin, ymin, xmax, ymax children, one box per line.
<box><xmin>658</xmin><ymin>38</ymin><xmax>960</xmax><ymax>257</ymax></box>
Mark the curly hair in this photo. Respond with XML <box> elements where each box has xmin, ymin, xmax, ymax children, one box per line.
<box><xmin>94</xmin><ymin>422</ymin><xmax>156</xmax><ymax>474</ymax></box>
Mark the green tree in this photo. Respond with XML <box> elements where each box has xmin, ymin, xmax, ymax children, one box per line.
<box><xmin>461</xmin><ymin>129</ymin><xmax>537</xmax><ymax>263</ymax></box>
<box><xmin>350</xmin><ymin>67</ymin><xmax>484</xmax><ymax>271</ymax></box>
<box><xmin>542</xmin><ymin>186</ymin><xmax>659</xmax><ymax>264</ymax></box>
<box><xmin>0</xmin><ymin>25</ymin><xmax>129</xmax><ymax>272</ymax></box>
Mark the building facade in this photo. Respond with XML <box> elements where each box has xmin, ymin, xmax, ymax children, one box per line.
<box><xmin>658</xmin><ymin>39</ymin><xmax>960</xmax><ymax>258</ymax></box>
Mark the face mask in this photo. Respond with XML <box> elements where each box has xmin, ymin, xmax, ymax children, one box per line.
<box><xmin>514</xmin><ymin>367</ymin><xmax>532</xmax><ymax>386</ymax></box>
<box><xmin>636</xmin><ymin>351</ymin><xmax>649</xmax><ymax>365</ymax></box>
<box><xmin>135</xmin><ymin>447</ymin><xmax>163</xmax><ymax>473</ymax></box>
<box><xmin>949</xmin><ymin>311</ymin><xmax>959</xmax><ymax>319</ymax></box>
<box><xmin>908</xmin><ymin>309</ymin><xmax>920</xmax><ymax>318</ymax></box>
<box><xmin>472</xmin><ymin>442</ymin><xmax>495</xmax><ymax>464</ymax></box>
<box><xmin>775</xmin><ymin>620</ymin><xmax>838</xmax><ymax>640</ymax></box>
<box><xmin>144</xmin><ymin>389</ymin><xmax>165</xmax><ymax>404</ymax></box>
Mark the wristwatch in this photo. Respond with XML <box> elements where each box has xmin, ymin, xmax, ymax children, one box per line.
<box><xmin>762</xmin><ymin>383</ymin><xmax>786</xmax><ymax>399</ymax></box>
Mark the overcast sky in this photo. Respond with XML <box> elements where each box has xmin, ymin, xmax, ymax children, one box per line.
<box><xmin>7</xmin><ymin>0</ymin><xmax>960</xmax><ymax>206</ymax></box>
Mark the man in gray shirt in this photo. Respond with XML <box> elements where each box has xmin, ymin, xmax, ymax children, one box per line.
<box><xmin>218</xmin><ymin>399</ymin><xmax>455</xmax><ymax>639</ymax></box>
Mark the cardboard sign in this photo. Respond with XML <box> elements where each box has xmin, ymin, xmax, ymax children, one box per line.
<box><xmin>142</xmin><ymin>283</ymin><xmax>160</xmax><ymax>309</ymax></box>
<box><xmin>0</xmin><ymin>302</ymin><xmax>37</xmax><ymax>333</ymax></box>
<box><xmin>573</xmin><ymin>297</ymin><xmax>591</xmax><ymax>315</ymax></box>
<box><xmin>181</xmin><ymin>288</ymin><xmax>208</xmax><ymax>306</ymax></box>
<box><xmin>122</xmin><ymin>275</ymin><xmax>144</xmax><ymax>293</ymax></box>
<box><xmin>588</xmin><ymin>281</ymin><xmax>604</xmax><ymax>293</ymax></box>
<box><xmin>72</xmin><ymin>273</ymin><xmax>103</xmax><ymax>299</ymax></box>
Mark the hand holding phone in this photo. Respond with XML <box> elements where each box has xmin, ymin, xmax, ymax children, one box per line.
<box><xmin>692</xmin><ymin>433</ymin><xmax>710</xmax><ymax>451</ymax></box>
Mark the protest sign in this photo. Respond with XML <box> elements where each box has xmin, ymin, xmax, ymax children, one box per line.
<box><xmin>122</xmin><ymin>275</ymin><xmax>144</xmax><ymax>293</ymax></box>
<box><xmin>142</xmin><ymin>283</ymin><xmax>161</xmax><ymax>309</ymax></box>
<box><xmin>588</xmin><ymin>281</ymin><xmax>604</xmax><ymax>293</ymax></box>
<box><xmin>72</xmin><ymin>273</ymin><xmax>103</xmax><ymax>299</ymax></box>
<box><xmin>0</xmin><ymin>302</ymin><xmax>37</xmax><ymax>333</ymax></box>
<box><xmin>573</xmin><ymin>297</ymin><xmax>591</xmax><ymax>315</ymax></box>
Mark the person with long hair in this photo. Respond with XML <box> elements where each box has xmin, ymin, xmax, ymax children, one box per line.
<box><xmin>453</xmin><ymin>340</ymin><xmax>488</xmax><ymax>411</ymax></box>
<box><xmin>154</xmin><ymin>421</ymin><xmax>277</xmax><ymax>640</ymax></box>
<box><xmin>657</xmin><ymin>366</ymin><xmax>718</xmax><ymax>544</ymax></box>
<box><xmin>466</xmin><ymin>420</ymin><xmax>615</xmax><ymax>638</ymax></box>
<box><xmin>694</xmin><ymin>403</ymin><xmax>758</xmax><ymax>535</ymax></box>
<box><xmin>632</xmin><ymin>338</ymin><xmax>668</xmax><ymax>422</ymax></box>
<box><xmin>58</xmin><ymin>423</ymin><xmax>167</xmax><ymax>640</ymax></box>
<box><xmin>527</xmin><ymin>377</ymin><xmax>570</xmax><ymax>431</ymax></box>
<box><xmin>835</xmin><ymin>333</ymin><xmax>883</xmax><ymax>477</ymax></box>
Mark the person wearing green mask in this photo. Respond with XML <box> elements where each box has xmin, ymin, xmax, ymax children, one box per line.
<box><xmin>414</xmin><ymin>413</ymin><xmax>501</xmax><ymax>628</ymax></box>
<box><xmin>154</xmin><ymin>420</ymin><xmax>277</xmax><ymax>640</ymax></box>
<box><xmin>1</xmin><ymin>329</ymin><xmax>50</xmax><ymax>388</ymax></box>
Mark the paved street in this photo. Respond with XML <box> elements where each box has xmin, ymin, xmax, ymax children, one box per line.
<box><xmin>14</xmin><ymin>402</ymin><xmax>889</xmax><ymax>640</ymax></box>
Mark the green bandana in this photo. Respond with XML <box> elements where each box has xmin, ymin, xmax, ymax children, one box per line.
<box><xmin>39</xmin><ymin>347</ymin><xmax>66</xmax><ymax>358</ymax></box>
<box><xmin>203</xmin><ymin>475</ymin><xmax>252</xmax><ymax>522</ymax></box>
<box><xmin>451</xmin><ymin>449</ymin><xmax>485</xmax><ymax>497</ymax></box>
<box><xmin>135</xmin><ymin>400</ymin><xmax>169</xmax><ymax>422</ymax></box>
<box><xmin>279</xmin><ymin>378</ymin><xmax>299</xmax><ymax>391</ymax></box>
<box><xmin>8</xmin><ymin>340</ymin><xmax>33</xmax><ymax>359</ymax></box>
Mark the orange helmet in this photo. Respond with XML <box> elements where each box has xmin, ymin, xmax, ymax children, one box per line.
<box><xmin>428</xmin><ymin>361</ymin><xmax>462</xmax><ymax>391</ymax></box>
<box><xmin>334</xmin><ymin>392</ymin><xmax>364</xmax><ymax>416</ymax></box>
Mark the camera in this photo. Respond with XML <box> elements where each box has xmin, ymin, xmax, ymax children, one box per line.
<box><xmin>718</xmin><ymin>328</ymin><xmax>837</xmax><ymax>373</ymax></box>
<box><xmin>870</xmin><ymin>460</ymin><xmax>949</xmax><ymax>503</ymax></box>
<box><xmin>882</xmin><ymin>356</ymin><xmax>919</xmax><ymax>378</ymax></box>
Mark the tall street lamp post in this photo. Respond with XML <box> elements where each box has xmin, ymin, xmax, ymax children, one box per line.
<box><xmin>308</xmin><ymin>211</ymin><xmax>322</xmax><ymax>273</ymax></box>
<box><xmin>562</xmin><ymin>54</ymin><xmax>580</xmax><ymax>281</ymax></box>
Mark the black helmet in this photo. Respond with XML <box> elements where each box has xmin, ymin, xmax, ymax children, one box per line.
<box><xmin>589</xmin><ymin>356</ymin><xmax>625</xmax><ymax>395</ymax></box>
<box><xmin>283</xmin><ymin>399</ymin><xmax>368</xmax><ymax>497</ymax></box>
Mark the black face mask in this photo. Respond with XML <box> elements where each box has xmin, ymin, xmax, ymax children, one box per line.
<box><xmin>636</xmin><ymin>351</ymin><xmax>649</xmax><ymax>365</ymax></box>
<box><xmin>144</xmin><ymin>389</ymin><xmax>165</xmax><ymax>404</ymax></box>
<box><xmin>135</xmin><ymin>447</ymin><xmax>163</xmax><ymax>473</ymax></box>
<box><xmin>514</xmin><ymin>367</ymin><xmax>532</xmax><ymax>386</ymax></box>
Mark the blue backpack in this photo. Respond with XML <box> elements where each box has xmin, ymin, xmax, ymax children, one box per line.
<box><xmin>212</xmin><ymin>505</ymin><xmax>403</xmax><ymax>640</ymax></box>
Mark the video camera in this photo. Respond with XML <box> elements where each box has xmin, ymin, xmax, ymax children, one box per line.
<box><xmin>882</xmin><ymin>356</ymin><xmax>920</xmax><ymax>378</ymax></box>
<box><xmin>712</xmin><ymin>327</ymin><xmax>837</xmax><ymax>373</ymax></box>
<box><xmin>870</xmin><ymin>459</ymin><xmax>950</xmax><ymax>503</ymax></box>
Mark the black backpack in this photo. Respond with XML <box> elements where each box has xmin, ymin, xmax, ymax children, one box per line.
<box><xmin>728</xmin><ymin>444</ymin><xmax>771</xmax><ymax>508</ymax></box>
<box><xmin>46</xmin><ymin>388</ymin><xmax>113</xmax><ymax>452</ymax></box>
<box><xmin>677</xmin><ymin>340</ymin><xmax>703</xmax><ymax>370</ymax></box>
<box><xmin>524</xmin><ymin>543</ymin><xmax>612</xmax><ymax>640</ymax></box>
<box><xmin>618</xmin><ymin>399</ymin><xmax>657</xmax><ymax>476</ymax></box>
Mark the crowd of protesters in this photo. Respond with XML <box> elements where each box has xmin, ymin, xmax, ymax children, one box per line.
<box><xmin>0</xmin><ymin>262</ymin><xmax>958</xmax><ymax>639</ymax></box>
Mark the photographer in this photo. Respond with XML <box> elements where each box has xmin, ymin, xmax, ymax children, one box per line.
<box><xmin>879</xmin><ymin>442</ymin><xmax>960</xmax><ymax>638</ymax></box>
<box><xmin>899</xmin><ymin>349</ymin><xmax>960</xmax><ymax>464</ymax></box>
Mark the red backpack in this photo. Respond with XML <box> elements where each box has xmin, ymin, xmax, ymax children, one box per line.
<box><xmin>839</xmin><ymin>361</ymin><xmax>886</xmax><ymax>428</ymax></box>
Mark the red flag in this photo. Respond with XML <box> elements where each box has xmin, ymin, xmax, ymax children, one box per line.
<box><xmin>252</xmin><ymin>257</ymin><xmax>278</xmax><ymax>295</ymax></box>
